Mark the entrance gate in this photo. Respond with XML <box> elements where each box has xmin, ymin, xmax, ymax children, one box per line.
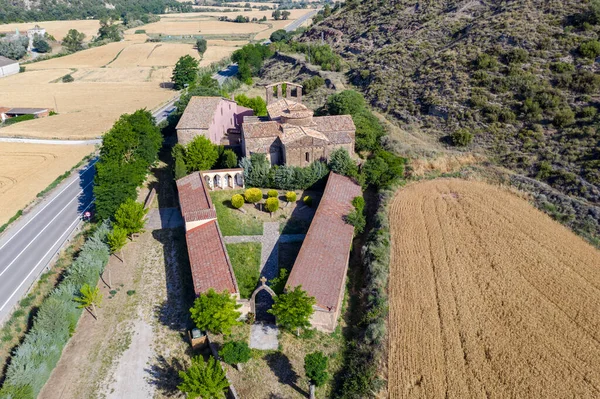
<box><xmin>250</xmin><ymin>277</ymin><xmax>277</xmax><ymax>324</ymax></box>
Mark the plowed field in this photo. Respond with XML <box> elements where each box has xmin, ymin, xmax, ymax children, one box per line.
<box><xmin>389</xmin><ymin>179</ymin><xmax>600</xmax><ymax>398</ymax></box>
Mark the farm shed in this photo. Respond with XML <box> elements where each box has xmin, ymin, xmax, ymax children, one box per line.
<box><xmin>0</xmin><ymin>56</ymin><xmax>19</xmax><ymax>78</ymax></box>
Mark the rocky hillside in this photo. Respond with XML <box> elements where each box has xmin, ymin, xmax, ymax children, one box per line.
<box><xmin>301</xmin><ymin>0</ymin><xmax>600</xmax><ymax>243</ymax></box>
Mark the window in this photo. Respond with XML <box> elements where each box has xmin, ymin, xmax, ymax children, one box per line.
<box><xmin>229</xmin><ymin>104</ymin><xmax>231</xmax><ymax>110</ymax></box>
<box><xmin>305</xmin><ymin>152</ymin><xmax>310</xmax><ymax>162</ymax></box>
<box><xmin>221</xmin><ymin>108</ymin><xmax>223</xmax><ymax>116</ymax></box>
<box><xmin>231</xmin><ymin>118</ymin><xmax>233</xmax><ymax>125</ymax></box>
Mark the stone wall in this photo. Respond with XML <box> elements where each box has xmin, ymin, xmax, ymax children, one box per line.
<box><xmin>177</xmin><ymin>128</ymin><xmax>208</xmax><ymax>146</ymax></box>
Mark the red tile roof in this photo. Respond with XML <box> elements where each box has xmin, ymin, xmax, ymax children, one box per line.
<box><xmin>176</xmin><ymin>172</ymin><xmax>217</xmax><ymax>223</ymax></box>
<box><xmin>286</xmin><ymin>172</ymin><xmax>362</xmax><ymax>311</ymax></box>
<box><xmin>186</xmin><ymin>220</ymin><xmax>239</xmax><ymax>295</ymax></box>
<box><xmin>176</xmin><ymin>97</ymin><xmax>224</xmax><ymax>130</ymax></box>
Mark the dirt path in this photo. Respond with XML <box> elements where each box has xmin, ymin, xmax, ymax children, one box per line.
<box><xmin>388</xmin><ymin>179</ymin><xmax>600</xmax><ymax>398</ymax></box>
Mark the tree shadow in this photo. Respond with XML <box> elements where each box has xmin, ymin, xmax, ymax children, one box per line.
<box><xmin>264</xmin><ymin>352</ymin><xmax>309</xmax><ymax>398</ymax></box>
<box><xmin>144</xmin><ymin>354</ymin><xmax>185</xmax><ymax>396</ymax></box>
<box><xmin>77</xmin><ymin>157</ymin><xmax>97</xmax><ymax>215</ymax></box>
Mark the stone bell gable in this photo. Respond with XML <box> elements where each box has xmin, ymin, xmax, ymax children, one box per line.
<box><xmin>241</xmin><ymin>82</ymin><xmax>356</xmax><ymax>167</ymax></box>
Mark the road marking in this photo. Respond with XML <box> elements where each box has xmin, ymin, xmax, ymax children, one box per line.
<box><xmin>0</xmin><ymin>200</ymin><xmax>94</xmax><ymax>313</ymax></box>
<box><xmin>0</xmin><ymin>158</ymin><xmax>97</xmax><ymax>252</ymax></box>
<box><xmin>0</xmin><ymin>179</ymin><xmax>94</xmax><ymax>278</ymax></box>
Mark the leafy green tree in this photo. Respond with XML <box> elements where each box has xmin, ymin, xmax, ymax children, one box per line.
<box><xmin>553</xmin><ymin>107</ymin><xmax>575</xmax><ymax>128</ymax></box>
<box><xmin>268</xmin><ymin>285</ymin><xmax>315</xmax><ymax>335</ymax></box>
<box><xmin>185</xmin><ymin>135</ymin><xmax>219</xmax><ymax>172</ymax></box>
<box><xmin>579</xmin><ymin>40</ymin><xmax>600</xmax><ymax>59</ymax></box>
<box><xmin>172</xmin><ymin>54</ymin><xmax>199</xmax><ymax>90</ymax></box>
<box><xmin>450</xmin><ymin>129</ymin><xmax>473</xmax><ymax>147</ymax></box>
<box><xmin>326</xmin><ymin>90</ymin><xmax>365</xmax><ymax>115</ymax></box>
<box><xmin>345</xmin><ymin>196</ymin><xmax>366</xmax><ymax>234</ymax></box>
<box><xmin>62</xmin><ymin>74</ymin><xmax>74</xmax><ymax>83</ymax></box>
<box><xmin>74</xmin><ymin>283</ymin><xmax>102</xmax><ymax>320</ymax></box>
<box><xmin>178</xmin><ymin>356</ymin><xmax>229</xmax><ymax>399</ymax></box>
<box><xmin>0</xmin><ymin>38</ymin><xmax>28</xmax><ymax>60</ymax></box>
<box><xmin>218</xmin><ymin>149</ymin><xmax>238</xmax><ymax>169</ymax></box>
<box><xmin>304</xmin><ymin>351</ymin><xmax>329</xmax><ymax>399</ymax></box>
<box><xmin>362</xmin><ymin>150</ymin><xmax>405</xmax><ymax>188</ymax></box>
<box><xmin>107</xmin><ymin>225</ymin><xmax>128</xmax><ymax>263</ymax></box>
<box><xmin>270</xmin><ymin>29</ymin><xmax>290</xmax><ymax>42</ymax></box>
<box><xmin>244</xmin><ymin>188</ymin><xmax>262</xmax><ymax>203</ymax></box>
<box><xmin>265</xmin><ymin>197</ymin><xmax>279</xmax><ymax>215</ymax></box>
<box><xmin>272</xmin><ymin>9</ymin><xmax>281</xmax><ymax>20</ymax></box>
<box><xmin>174</xmin><ymin>151</ymin><xmax>188</xmax><ymax>180</ymax></box>
<box><xmin>190</xmin><ymin>289</ymin><xmax>242</xmax><ymax>335</ymax></box>
<box><xmin>114</xmin><ymin>198</ymin><xmax>148</xmax><ymax>237</ymax></box>
<box><xmin>219</xmin><ymin>341</ymin><xmax>251</xmax><ymax>370</ymax></box>
<box><xmin>267</xmin><ymin>189</ymin><xmax>278</xmax><ymax>198</ymax></box>
<box><xmin>281</xmin><ymin>11</ymin><xmax>291</xmax><ymax>20</ymax></box>
<box><xmin>285</xmin><ymin>191</ymin><xmax>297</xmax><ymax>203</ymax></box>
<box><xmin>231</xmin><ymin>194</ymin><xmax>244</xmax><ymax>209</ymax></box>
<box><xmin>353</xmin><ymin>109</ymin><xmax>385</xmax><ymax>152</ymax></box>
<box><xmin>63</xmin><ymin>29</ymin><xmax>85</xmax><ymax>52</ymax></box>
<box><xmin>196</xmin><ymin>37</ymin><xmax>208</xmax><ymax>56</ymax></box>
<box><xmin>235</xmin><ymin>94</ymin><xmax>267</xmax><ymax>116</ymax></box>
<box><xmin>97</xmin><ymin>18</ymin><xmax>121</xmax><ymax>42</ymax></box>
<box><xmin>328</xmin><ymin>148</ymin><xmax>357</xmax><ymax>177</ymax></box>
<box><xmin>33</xmin><ymin>35</ymin><xmax>51</xmax><ymax>53</ymax></box>
<box><xmin>323</xmin><ymin>4</ymin><xmax>332</xmax><ymax>17</ymax></box>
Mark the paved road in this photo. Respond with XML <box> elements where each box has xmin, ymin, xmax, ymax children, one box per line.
<box><xmin>0</xmin><ymin>137</ymin><xmax>102</xmax><ymax>145</ymax></box>
<box><xmin>0</xmin><ymin>98</ymin><xmax>179</xmax><ymax>324</ymax></box>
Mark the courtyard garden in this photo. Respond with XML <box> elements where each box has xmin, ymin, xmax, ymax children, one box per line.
<box><xmin>226</xmin><ymin>242</ymin><xmax>262</xmax><ymax>298</ymax></box>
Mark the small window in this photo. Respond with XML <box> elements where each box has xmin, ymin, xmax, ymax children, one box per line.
<box><xmin>229</xmin><ymin>104</ymin><xmax>231</xmax><ymax>110</ymax></box>
<box><xmin>221</xmin><ymin>108</ymin><xmax>223</xmax><ymax>116</ymax></box>
<box><xmin>305</xmin><ymin>152</ymin><xmax>310</xmax><ymax>162</ymax></box>
<box><xmin>231</xmin><ymin>118</ymin><xmax>233</xmax><ymax>125</ymax></box>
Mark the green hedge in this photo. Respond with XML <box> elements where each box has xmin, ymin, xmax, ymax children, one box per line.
<box><xmin>0</xmin><ymin>223</ymin><xmax>111</xmax><ymax>399</ymax></box>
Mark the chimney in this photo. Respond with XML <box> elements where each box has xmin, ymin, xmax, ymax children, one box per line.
<box><xmin>297</xmin><ymin>87</ymin><xmax>303</xmax><ymax>104</ymax></box>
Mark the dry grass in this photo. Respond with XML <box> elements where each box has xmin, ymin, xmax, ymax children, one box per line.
<box><xmin>388</xmin><ymin>179</ymin><xmax>600</xmax><ymax>398</ymax></box>
<box><xmin>134</xmin><ymin>18</ymin><xmax>267</xmax><ymax>35</ymax></box>
<box><xmin>409</xmin><ymin>154</ymin><xmax>484</xmax><ymax>177</ymax></box>
<box><xmin>0</xmin><ymin>20</ymin><xmax>101</xmax><ymax>42</ymax></box>
<box><xmin>0</xmin><ymin>143</ymin><xmax>95</xmax><ymax>225</ymax></box>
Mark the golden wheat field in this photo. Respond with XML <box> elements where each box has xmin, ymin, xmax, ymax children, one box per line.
<box><xmin>0</xmin><ymin>20</ymin><xmax>102</xmax><ymax>41</ymax></box>
<box><xmin>0</xmin><ymin>143</ymin><xmax>95</xmax><ymax>225</ymax></box>
<box><xmin>388</xmin><ymin>179</ymin><xmax>600</xmax><ymax>399</ymax></box>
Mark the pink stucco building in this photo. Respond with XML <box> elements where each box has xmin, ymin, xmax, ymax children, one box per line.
<box><xmin>176</xmin><ymin>97</ymin><xmax>253</xmax><ymax>146</ymax></box>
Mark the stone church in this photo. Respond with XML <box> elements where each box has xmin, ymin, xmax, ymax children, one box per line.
<box><xmin>241</xmin><ymin>82</ymin><xmax>356</xmax><ymax>167</ymax></box>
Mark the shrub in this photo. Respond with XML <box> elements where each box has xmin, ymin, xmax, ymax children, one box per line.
<box><xmin>303</xmin><ymin>196</ymin><xmax>313</xmax><ymax>207</ymax></box>
<box><xmin>267</xmin><ymin>189</ymin><xmax>278</xmax><ymax>198</ymax></box>
<box><xmin>244</xmin><ymin>188</ymin><xmax>262</xmax><ymax>203</ymax></box>
<box><xmin>475</xmin><ymin>53</ymin><xmax>497</xmax><ymax>69</ymax></box>
<box><xmin>231</xmin><ymin>194</ymin><xmax>244</xmax><ymax>209</ymax></box>
<box><xmin>285</xmin><ymin>191</ymin><xmax>297</xmax><ymax>203</ymax></box>
<box><xmin>551</xmin><ymin>61</ymin><xmax>574</xmax><ymax>73</ymax></box>
<box><xmin>362</xmin><ymin>150</ymin><xmax>405</xmax><ymax>188</ymax></box>
<box><xmin>579</xmin><ymin>40</ymin><xmax>600</xmax><ymax>59</ymax></box>
<box><xmin>553</xmin><ymin>107</ymin><xmax>575</xmax><ymax>128</ymax></box>
<box><xmin>235</xmin><ymin>94</ymin><xmax>267</xmax><ymax>116</ymax></box>
<box><xmin>505</xmin><ymin>47</ymin><xmax>529</xmax><ymax>64</ymax></box>
<box><xmin>581</xmin><ymin>106</ymin><xmax>597</xmax><ymax>118</ymax></box>
<box><xmin>189</xmin><ymin>289</ymin><xmax>242</xmax><ymax>335</ymax></box>
<box><xmin>302</xmin><ymin>75</ymin><xmax>325</xmax><ymax>94</ymax></box>
<box><xmin>219</xmin><ymin>341</ymin><xmax>251</xmax><ymax>366</ymax></box>
<box><xmin>450</xmin><ymin>129</ymin><xmax>473</xmax><ymax>147</ymax></box>
<box><xmin>62</xmin><ymin>74</ymin><xmax>74</xmax><ymax>83</ymax></box>
<box><xmin>326</xmin><ymin>90</ymin><xmax>365</xmax><ymax>115</ymax></box>
<box><xmin>265</xmin><ymin>197</ymin><xmax>279</xmax><ymax>213</ymax></box>
<box><xmin>329</xmin><ymin>148</ymin><xmax>358</xmax><ymax>177</ymax></box>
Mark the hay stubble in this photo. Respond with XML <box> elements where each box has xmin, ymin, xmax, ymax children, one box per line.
<box><xmin>389</xmin><ymin>179</ymin><xmax>600</xmax><ymax>398</ymax></box>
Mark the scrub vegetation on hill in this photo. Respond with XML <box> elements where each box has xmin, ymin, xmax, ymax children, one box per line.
<box><xmin>302</xmin><ymin>0</ymin><xmax>600</xmax><ymax>244</ymax></box>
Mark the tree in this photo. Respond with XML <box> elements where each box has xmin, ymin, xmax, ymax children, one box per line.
<box><xmin>189</xmin><ymin>289</ymin><xmax>242</xmax><ymax>335</ymax></box>
<box><xmin>345</xmin><ymin>196</ymin><xmax>366</xmax><ymax>234</ymax></box>
<box><xmin>235</xmin><ymin>94</ymin><xmax>267</xmax><ymax>116</ymax></box>
<box><xmin>218</xmin><ymin>149</ymin><xmax>238</xmax><ymax>169</ymax></box>
<box><xmin>114</xmin><ymin>198</ymin><xmax>148</xmax><ymax>237</ymax></box>
<box><xmin>272</xmin><ymin>9</ymin><xmax>281</xmax><ymax>20</ymax></box>
<box><xmin>268</xmin><ymin>285</ymin><xmax>315</xmax><ymax>335</ymax></box>
<box><xmin>553</xmin><ymin>107</ymin><xmax>575</xmax><ymax>128</ymax></box>
<box><xmin>326</xmin><ymin>90</ymin><xmax>365</xmax><ymax>116</ymax></box>
<box><xmin>97</xmin><ymin>18</ymin><xmax>121</xmax><ymax>42</ymax></box>
<box><xmin>270</xmin><ymin>29</ymin><xmax>290</xmax><ymax>43</ymax></box>
<box><xmin>304</xmin><ymin>351</ymin><xmax>329</xmax><ymax>399</ymax></box>
<box><xmin>265</xmin><ymin>197</ymin><xmax>279</xmax><ymax>216</ymax></box>
<box><xmin>63</xmin><ymin>29</ymin><xmax>85</xmax><ymax>52</ymax></box>
<box><xmin>219</xmin><ymin>340</ymin><xmax>251</xmax><ymax>370</ymax></box>
<box><xmin>107</xmin><ymin>225</ymin><xmax>128</xmax><ymax>264</ymax></box>
<box><xmin>33</xmin><ymin>34</ymin><xmax>51</xmax><ymax>53</ymax></box>
<box><xmin>174</xmin><ymin>151</ymin><xmax>188</xmax><ymax>180</ymax></box>
<box><xmin>267</xmin><ymin>189</ymin><xmax>278</xmax><ymax>198</ymax></box>
<box><xmin>328</xmin><ymin>148</ymin><xmax>358</xmax><ymax>177</ymax></box>
<box><xmin>178</xmin><ymin>356</ymin><xmax>229</xmax><ymax>399</ymax></box>
<box><xmin>231</xmin><ymin>194</ymin><xmax>244</xmax><ymax>209</ymax></box>
<box><xmin>196</xmin><ymin>37</ymin><xmax>208</xmax><ymax>56</ymax></box>
<box><xmin>185</xmin><ymin>135</ymin><xmax>219</xmax><ymax>172</ymax></box>
<box><xmin>62</xmin><ymin>74</ymin><xmax>74</xmax><ymax>83</ymax></box>
<box><xmin>353</xmin><ymin>109</ymin><xmax>385</xmax><ymax>152</ymax></box>
<box><xmin>172</xmin><ymin>54</ymin><xmax>199</xmax><ymax>90</ymax></box>
<box><xmin>285</xmin><ymin>191</ymin><xmax>297</xmax><ymax>203</ymax></box>
<box><xmin>450</xmin><ymin>129</ymin><xmax>473</xmax><ymax>147</ymax></box>
<box><xmin>74</xmin><ymin>283</ymin><xmax>102</xmax><ymax>320</ymax></box>
<box><xmin>244</xmin><ymin>188</ymin><xmax>262</xmax><ymax>203</ymax></box>
<box><xmin>362</xmin><ymin>150</ymin><xmax>405</xmax><ymax>188</ymax></box>
<box><xmin>323</xmin><ymin>4</ymin><xmax>332</xmax><ymax>17</ymax></box>
<box><xmin>579</xmin><ymin>40</ymin><xmax>600</xmax><ymax>59</ymax></box>
<box><xmin>281</xmin><ymin>10</ymin><xmax>291</xmax><ymax>20</ymax></box>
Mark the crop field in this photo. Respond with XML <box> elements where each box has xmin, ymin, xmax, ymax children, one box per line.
<box><xmin>0</xmin><ymin>20</ymin><xmax>101</xmax><ymax>41</ymax></box>
<box><xmin>0</xmin><ymin>143</ymin><xmax>95</xmax><ymax>225</ymax></box>
<box><xmin>388</xmin><ymin>179</ymin><xmax>600</xmax><ymax>398</ymax></box>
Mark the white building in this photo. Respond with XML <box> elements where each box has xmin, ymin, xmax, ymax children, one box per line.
<box><xmin>27</xmin><ymin>25</ymin><xmax>46</xmax><ymax>51</ymax></box>
<box><xmin>0</xmin><ymin>56</ymin><xmax>19</xmax><ymax>78</ymax></box>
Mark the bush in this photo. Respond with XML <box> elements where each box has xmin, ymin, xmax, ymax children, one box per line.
<box><xmin>303</xmin><ymin>195</ymin><xmax>313</xmax><ymax>207</ymax></box>
<box><xmin>553</xmin><ymin>107</ymin><xmax>575</xmax><ymax>128</ymax></box>
<box><xmin>231</xmin><ymin>194</ymin><xmax>244</xmax><ymax>209</ymax></box>
<box><xmin>579</xmin><ymin>40</ymin><xmax>600</xmax><ymax>59</ymax></box>
<box><xmin>285</xmin><ymin>191</ymin><xmax>297</xmax><ymax>203</ymax></box>
<box><xmin>450</xmin><ymin>129</ymin><xmax>473</xmax><ymax>147</ymax></box>
<box><xmin>326</xmin><ymin>90</ymin><xmax>366</xmax><ymax>115</ymax></box>
<box><xmin>302</xmin><ymin>75</ymin><xmax>325</xmax><ymax>94</ymax></box>
<box><xmin>267</xmin><ymin>189</ymin><xmax>278</xmax><ymax>198</ymax></box>
<box><xmin>581</xmin><ymin>106</ymin><xmax>597</xmax><ymax>118</ymax></box>
<box><xmin>505</xmin><ymin>47</ymin><xmax>529</xmax><ymax>64</ymax></box>
<box><xmin>220</xmin><ymin>341</ymin><xmax>251</xmax><ymax>366</ymax></box>
<box><xmin>244</xmin><ymin>188</ymin><xmax>262</xmax><ymax>203</ymax></box>
<box><xmin>62</xmin><ymin>74</ymin><xmax>74</xmax><ymax>83</ymax></box>
<box><xmin>235</xmin><ymin>94</ymin><xmax>267</xmax><ymax>116</ymax></box>
<box><xmin>362</xmin><ymin>150</ymin><xmax>405</xmax><ymax>188</ymax></box>
<box><xmin>265</xmin><ymin>197</ymin><xmax>279</xmax><ymax>213</ymax></box>
<box><xmin>328</xmin><ymin>148</ymin><xmax>358</xmax><ymax>177</ymax></box>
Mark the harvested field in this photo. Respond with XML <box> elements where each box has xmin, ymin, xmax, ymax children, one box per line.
<box><xmin>388</xmin><ymin>179</ymin><xmax>600</xmax><ymax>398</ymax></box>
<box><xmin>0</xmin><ymin>20</ymin><xmax>101</xmax><ymax>42</ymax></box>
<box><xmin>135</xmin><ymin>18</ymin><xmax>266</xmax><ymax>35</ymax></box>
<box><xmin>0</xmin><ymin>143</ymin><xmax>95</xmax><ymax>225</ymax></box>
<box><xmin>26</xmin><ymin>41</ymin><xmax>135</xmax><ymax>70</ymax></box>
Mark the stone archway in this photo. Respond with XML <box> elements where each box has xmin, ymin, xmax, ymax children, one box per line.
<box><xmin>250</xmin><ymin>277</ymin><xmax>277</xmax><ymax>324</ymax></box>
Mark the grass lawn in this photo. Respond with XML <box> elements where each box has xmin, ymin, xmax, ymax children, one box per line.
<box><xmin>210</xmin><ymin>190</ymin><xmax>264</xmax><ymax>236</ymax></box>
<box><xmin>226</xmin><ymin>242</ymin><xmax>262</xmax><ymax>298</ymax></box>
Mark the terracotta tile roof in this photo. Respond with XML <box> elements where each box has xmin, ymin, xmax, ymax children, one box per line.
<box><xmin>267</xmin><ymin>98</ymin><xmax>311</xmax><ymax>120</ymax></box>
<box><xmin>186</xmin><ymin>220</ymin><xmax>239</xmax><ymax>295</ymax></box>
<box><xmin>0</xmin><ymin>56</ymin><xmax>17</xmax><ymax>67</ymax></box>
<box><xmin>280</xmin><ymin>125</ymin><xmax>330</xmax><ymax>146</ymax></box>
<box><xmin>176</xmin><ymin>97</ymin><xmax>227</xmax><ymax>130</ymax></box>
<box><xmin>0</xmin><ymin>107</ymin><xmax>11</xmax><ymax>114</ymax></box>
<box><xmin>286</xmin><ymin>172</ymin><xmax>362</xmax><ymax>311</ymax></box>
<box><xmin>243</xmin><ymin>121</ymin><xmax>281</xmax><ymax>138</ymax></box>
<box><xmin>176</xmin><ymin>172</ymin><xmax>217</xmax><ymax>223</ymax></box>
<box><xmin>313</xmin><ymin>115</ymin><xmax>356</xmax><ymax>133</ymax></box>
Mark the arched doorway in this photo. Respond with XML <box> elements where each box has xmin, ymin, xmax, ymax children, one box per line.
<box><xmin>250</xmin><ymin>277</ymin><xmax>277</xmax><ymax>324</ymax></box>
